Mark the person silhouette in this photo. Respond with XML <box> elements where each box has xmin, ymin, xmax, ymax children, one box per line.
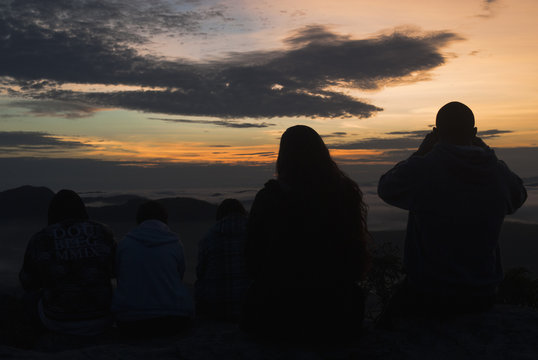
<box><xmin>19</xmin><ymin>189</ymin><xmax>116</xmax><ymax>336</ymax></box>
<box><xmin>377</xmin><ymin>101</ymin><xmax>527</xmax><ymax>322</ymax></box>
<box><xmin>195</xmin><ymin>198</ymin><xmax>250</xmax><ymax>322</ymax></box>
<box><xmin>111</xmin><ymin>201</ymin><xmax>194</xmax><ymax>337</ymax></box>
<box><xmin>242</xmin><ymin>125</ymin><xmax>370</xmax><ymax>343</ymax></box>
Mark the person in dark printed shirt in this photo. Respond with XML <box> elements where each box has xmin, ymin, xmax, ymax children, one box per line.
<box><xmin>195</xmin><ymin>199</ymin><xmax>250</xmax><ymax>322</ymax></box>
<box><xmin>19</xmin><ymin>189</ymin><xmax>116</xmax><ymax>336</ymax></box>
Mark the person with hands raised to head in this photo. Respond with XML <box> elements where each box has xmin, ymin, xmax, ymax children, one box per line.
<box><xmin>377</xmin><ymin>101</ymin><xmax>527</xmax><ymax>325</ymax></box>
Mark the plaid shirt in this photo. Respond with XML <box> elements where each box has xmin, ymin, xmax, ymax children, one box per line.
<box><xmin>19</xmin><ymin>219</ymin><xmax>115</xmax><ymax>321</ymax></box>
<box><xmin>195</xmin><ymin>214</ymin><xmax>249</xmax><ymax>320</ymax></box>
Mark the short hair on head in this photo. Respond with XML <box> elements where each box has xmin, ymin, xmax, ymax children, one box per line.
<box><xmin>216</xmin><ymin>198</ymin><xmax>247</xmax><ymax>221</ymax></box>
<box><xmin>48</xmin><ymin>189</ymin><xmax>89</xmax><ymax>225</ymax></box>
<box><xmin>435</xmin><ymin>101</ymin><xmax>475</xmax><ymax>137</ymax></box>
<box><xmin>136</xmin><ymin>200</ymin><xmax>168</xmax><ymax>224</ymax></box>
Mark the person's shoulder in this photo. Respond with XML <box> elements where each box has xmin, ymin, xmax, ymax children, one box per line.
<box><xmin>253</xmin><ymin>179</ymin><xmax>281</xmax><ymax>199</ymax></box>
<box><xmin>28</xmin><ymin>226</ymin><xmax>51</xmax><ymax>244</ymax></box>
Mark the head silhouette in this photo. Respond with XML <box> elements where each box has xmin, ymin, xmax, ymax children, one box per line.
<box><xmin>48</xmin><ymin>189</ymin><xmax>89</xmax><ymax>225</ymax></box>
<box><xmin>136</xmin><ymin>201</ymin><xmax>168</xmax><ymax>225</ymax></box>
<box><xmin>435</xmin><ymin>101</ymin><xmax>477</xmax><ymax>145</ymax></box>
<box><xmin>276</xmin><ymin>125</ymin><xmax>337</xmax><ymax>186</ymax></box>
<box><xmin>216</xmin><ymin>198</ymin><xmax>247</xmax><ymax>221</ymax></box>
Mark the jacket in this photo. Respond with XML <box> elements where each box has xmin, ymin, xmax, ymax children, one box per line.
<box><xmin>378</xmin><ymin>143</ymin><xmax>527</xmax><ymax>295</ymax></box>
<box><xmin>111</xmin><ymin>220</ymin><xmax>194</xmax><ymax>321</ymax></box>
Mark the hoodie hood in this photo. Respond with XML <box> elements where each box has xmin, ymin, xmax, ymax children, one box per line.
<box><xmin>127</xmin><ymin>219</ymin><xmax>179</xmax><ymax>247</ymax></box>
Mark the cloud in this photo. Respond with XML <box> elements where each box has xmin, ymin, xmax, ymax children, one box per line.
<box><xmin>8</xmin><ymin>100</ymin><xmax>101</xmax><ymax>119</ymax></box>
<box><xmin>149</xmin><ymin>117</ymin><xmax>275</xmax><ymax>128</ymax></box>
<box><xmin>477</xmin><ymin>129</ymin><xmax>513</xmax><ymax>138</ymax></box>
<box><xmin>0</xmin><ymin>131</ymin><xmax>94</xmax><ymax>150</ymax></box>
<box><xmin>478</xmin><ymin>0</ymin><xmax>500</xmax><ymax>18</ymax></box>
<box><xmin>0</xmin><ymin>1</ymin><xmax>463</xmax><ymax>120</ymax></box>
<box><xmin>321</xmin><ymin>132</ymin><xmax>348</xmax><ymax>138</ymax></box>
<box><xmin>329</xmin><ymin>129</ymin><xmax>513</xmax><ymax>150</ymax></box>
<box><xmin>0</xmin><ymin>0</ymin><xmax>227</xmax><ymax>45</ymax></box>
<box><xmin>329</xmin><ymin>136</ymin><xmax>421</xmax><ymax>150</ymax></box>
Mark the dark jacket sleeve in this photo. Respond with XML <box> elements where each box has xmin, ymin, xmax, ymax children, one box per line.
<box><xmin>498</xmin><ymin>160</ymin><xmax>527</xmax><ymax>214</ymax></box>
<box><xmin>377</xmin><ymin>156</ymin><xmax>423</xmax><ymax>210</ymax></box>
<box><xmin>19</xmin><ymin>234</ymin><xmax>43</xmax><ymax>291</ymax></box>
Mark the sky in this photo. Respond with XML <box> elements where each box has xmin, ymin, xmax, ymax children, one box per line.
<box><xmin>1</xmin><ymin>0</ymin><xmax>538</xmax><ymax>194</ymax></box>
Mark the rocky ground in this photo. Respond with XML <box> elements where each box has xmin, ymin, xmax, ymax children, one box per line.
<box><xmin>1</xmin><ymin>304</ymin><xmax>537</xmax><ymax>360</ymax></box>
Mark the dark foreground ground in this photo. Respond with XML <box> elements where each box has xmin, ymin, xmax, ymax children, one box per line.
<box><xmin>1</xmin><ymin>219</ymin><xmax>538</xmax><ymax>358</ymax></box>
<box><xmin>0</xmin><ymin>304</ymin><xmax>537</xmax><ymax>360</ymax></box>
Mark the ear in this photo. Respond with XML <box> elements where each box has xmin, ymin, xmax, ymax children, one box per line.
<box><xmin>472</xmin><ymin>127</ymin><xmax>477</xmax><ymax>137</ymax></box>
<box><xmin>432</xmin><ymin>127</ymin><xmax>438</xmax><ymax>136</ymax></box>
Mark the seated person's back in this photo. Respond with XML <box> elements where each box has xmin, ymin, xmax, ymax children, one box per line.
<box><xmin>243</xmin><ymin>126</ymin><xmax>370</xmax><ymax>343</ymax></box>
<box><xmin>195</xmin><ymin>198</ymin><xmax>249</xmax><ymax>321</ymax></box>
<box><xmin>112</xmin><ymin>201</ymin><xmax>194</xmax><ymax>336</ymax></box>
<box><xmin>19</xmin><ymin>189</ymin><xmax>116</xmax><ymax>336</ymax></box>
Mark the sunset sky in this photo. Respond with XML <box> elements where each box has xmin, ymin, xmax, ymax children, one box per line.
<box><xmin>1</xmin><ymin>0</ymin><xmax>537</xmax><ymax>192</ymax></box>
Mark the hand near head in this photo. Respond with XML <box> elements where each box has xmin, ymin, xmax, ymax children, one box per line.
<box><xmin>472</xmin><ymin>136</ymin><xmax>489</xmax><ymax>150</ymax></box>
<box><xmin>414</xmin><ymin>129</ymin><xmax>439</xmax><ymax>156</ymax></box>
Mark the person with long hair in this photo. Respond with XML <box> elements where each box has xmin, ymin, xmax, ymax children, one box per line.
<box><xmin>19</xmin><ymin>189</ymin><xmax>116</xmax><ymax>336</ymax></box>
<box><xmin>242</xmin><ymin>125</ymin><xmax>370</xmax><ymax>343</ymax></box>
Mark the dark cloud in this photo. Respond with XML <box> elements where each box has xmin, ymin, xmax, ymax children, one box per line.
<box><xmin>149</xmin><ymin>117</ymin><xmax>275</xmax><ymax>128</ymax></box>
<box><xmin>386</xmin><ymin>130</ymin><xmax>429</xmax><ymax>138</ymax></box>
<box><xmin>330</xmin><ymin>129</ymin><xmax>514</xmax><ymax>150</ymax></box>
<box><xmin>0</xmin><ymin>1</ymin><xmax>463</xmax><ymax>120</ymax></box>
<box><xmin>321</xmin><ymin>132</ymin><xmax>348</xmax><ymax>138</ymax></box>
<box><xmin>237</xmin><ymin>152</ymin><xmax>276</xmax><ymax>157</ymax></box>
<box><xmin>478</xmin><ymin>0</ymin><xmax>499</xmax><ymax>18</ymax></box>
<box><xmin>9</xmin><ymin>100</ymin><xmax>100</xmax><ymax>119</ymax></box>
<box><xmin>0</xmin><ymin>131</ymin><xmax>93</xmax><ymax>150</ymax></box>
<box><xmin>330</xmin><ymin>137</ymin><xmax>421</xmax><ymax>150</ymax></box>
<box><xmin>477</xmin><ymin>129</ymin><xmax>513</xmax><ymax>138</ymax></box>
<box><xmin>0</xmin><ymin>0</ymin><xmax>226</xmax><ymax>44</ymax></box>
<box><xmin>387</xmin><ymin>129</ymin><xmax>512</xmax><ymax>139</ymax></box>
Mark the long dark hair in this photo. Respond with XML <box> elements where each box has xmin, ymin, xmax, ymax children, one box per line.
<box><xmin>48</xmin><ymin>189</ymin><xmax>89</xmax><ymax>225</ymax></box>
<box><xmin>276</xmin><ymin>125</ymin><xmax>370</xmax><ymax>275</ymax></box>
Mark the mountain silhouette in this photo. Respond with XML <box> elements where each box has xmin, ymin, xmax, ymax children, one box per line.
<box><xmin>0</xmin><ymin>186</ymin><xmax>217</xmax><ymax>222</ymax></box>
<box><xmin>0</xmin><ymin>185</ymin><xmax>54</xmax><ymax>219</ymax></box>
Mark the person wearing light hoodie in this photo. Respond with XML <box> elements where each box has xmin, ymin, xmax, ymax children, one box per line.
<box><xmin>377</xmin><ymin>102</ymin><xmax>527</xmax><ymax>322</ymax></box>
<box><xmin>112</xmin><ymin>201</ymin><xmax>194</xmax><ymax>336</ymax></box>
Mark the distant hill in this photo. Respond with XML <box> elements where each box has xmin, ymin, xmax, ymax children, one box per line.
<box><xmin>88</xmin><ymin>197</ymin><xmax>217</xmax><ymax>223</ymax></box>
<box><xmin>371</xmin><ymin>220</ymin><xmax>538</xmax><ymax>276</ymax></box>
<box><xmin>82</xmin><ymin>194</ymin><xmax>144</xmax><ymax>206</ymax></box>
<box><xmin>0</xmin><ymin>185</ymin><xmax>54</xmax><ymax>219</ymax></box>
<box><xmin>0</xmin><ymin>186</ymin><xmax>217</xmax><ymax>222</ymax></box>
